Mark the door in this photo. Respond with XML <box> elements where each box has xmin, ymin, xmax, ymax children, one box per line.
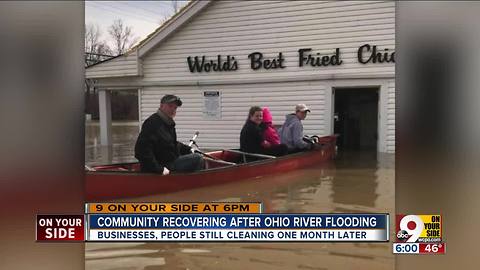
<box><xmin>333</xmin><ymin>87</ymin><xmax>379</xmax><ymax>152</ymax></box>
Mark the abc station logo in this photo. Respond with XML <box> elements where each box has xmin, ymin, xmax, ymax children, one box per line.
<box><xmin>396</xmin><ymin>215</ymin><xmax>425</xmax><ymax>243</ymax></box>
<box><xmin>395</xmin><ymin>214</ymin><xmax>442</xmax><ymax>243</ymax></box>
<box><xmin>396</xmin><ymin>230</ymin><xmax>410</xmax><ymax>242</ymax></box>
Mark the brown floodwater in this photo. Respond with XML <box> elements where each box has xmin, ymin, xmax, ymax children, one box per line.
<box><xmin>85</xmin><ymin>123</ymin><xmax>395</xmax><ymax>270</ymax></box>
<box><xmin>85</xmin><ymin>122</ymin><xmax>139</xmax><ymax>166</ymax></box>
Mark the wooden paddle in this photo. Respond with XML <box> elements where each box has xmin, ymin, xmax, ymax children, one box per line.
<box><xmin>187</xmin><ymin>131</ymin><xmax>236</xmax><ymax>165</ymax></box>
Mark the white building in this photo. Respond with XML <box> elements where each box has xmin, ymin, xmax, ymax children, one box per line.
<box><xmin>86</xmin><ymin>0</ymin><xmax>395</xmax><ymax>153</ymax></box>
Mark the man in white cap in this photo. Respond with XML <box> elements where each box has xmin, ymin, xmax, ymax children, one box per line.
<box><xmin>278</xmin><ymin>104</ymin><xmax>314</xmax><ymax>153</ymax></box>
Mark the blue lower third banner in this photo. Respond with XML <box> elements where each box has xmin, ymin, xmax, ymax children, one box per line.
<box><xmin>86</xmin><ymin>214</ymin><xmax>389</xmax><ymax>242</ymax></box>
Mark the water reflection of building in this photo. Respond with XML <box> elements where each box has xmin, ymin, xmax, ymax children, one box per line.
<box><xmin>263</xmin><ymin>164</ymin><xmax>337</xmax><ymax>213</ymax></box>
<box><xmin>85</xmin><ymin>124</ymin><xmax>138</xmax><ymax>165</ymax></box>
<box><xmin>374</xmin><ymin>152</ymin><xmax>395</xmax><ymax>211</ymax></box>
<box><xmin>331</xmin><ymin>151</ymin><xmax>394</xmax><ymax>212</ymax></box>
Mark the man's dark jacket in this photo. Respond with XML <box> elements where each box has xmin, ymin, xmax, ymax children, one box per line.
<box><xmin>134</xmin><ymin>110</ymin><xmax>191</xmax><ymax>173</ymax></box>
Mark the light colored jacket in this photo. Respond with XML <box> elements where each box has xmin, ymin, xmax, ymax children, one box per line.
<box><xmin>278</xmin><ymin>114</ymin><xmax>310</xmax><ymax>150</ymax></box>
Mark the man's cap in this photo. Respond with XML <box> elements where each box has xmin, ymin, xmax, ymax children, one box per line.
<box><xmin>295</xmin><ymin>104</ymin><xmax>310</xmax><ymax>112</ymax></box>
<box><xmin>161</xmin><ymin>94</ymin><xmax>182</xmax><ymax>106</ymax></box>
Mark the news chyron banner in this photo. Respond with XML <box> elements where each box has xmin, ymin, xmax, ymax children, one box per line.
<box><xmin>36</xmin><ymin>202</ymin><xmax>389</xmax><ymax>242</ymax></box>
<box><xmin>393</xmin><ymin>214</ymin><xmax>446</xmax><ymax>255</ymax></box>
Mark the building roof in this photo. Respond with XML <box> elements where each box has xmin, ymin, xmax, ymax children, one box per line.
<box><xmin>86</xmin><ymin>0</ymin><xmax>211</xmax><ymax>71</ymax></box>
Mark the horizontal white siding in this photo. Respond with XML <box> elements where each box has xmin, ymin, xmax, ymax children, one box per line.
<box><xmin>386</xmin><ymin>80</ymin><xmax>395</xmax><ymax>153</ymax></box>
<box><xmin>140</xmin><ymin>81</ymin><xmax>328</xmax><ymax>149</ymax></box>
<box><xmin>141</xmin><ymin>0</ymin><xmax>395</xmax><ymax>82</ymax></box>
<box><xmin>99</xmin><ymin>0</ymin><xmax>396</xmax><ymax>153</ymax></box>
<box><xmin>86</xmin><ymin>51</ymin><xmax>139</xmax><ymax>78</ymax></box>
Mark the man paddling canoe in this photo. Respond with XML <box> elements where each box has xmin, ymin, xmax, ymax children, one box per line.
<box><xmin>134</xmin><ymin>95</ymin><xmax>204</xmax><ymax>175</ymax></box>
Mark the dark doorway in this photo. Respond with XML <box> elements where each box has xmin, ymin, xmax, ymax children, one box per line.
<box><xmin>334</xmin><ymin>87</ymin><xmax>379</xmax><ymax>151</ymax></box>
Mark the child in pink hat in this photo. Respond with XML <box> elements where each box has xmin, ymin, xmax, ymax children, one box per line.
<box><xmin>261</xmin><ymin>107</ymin><xmax>281</xmax><ymax>147</ymax></box>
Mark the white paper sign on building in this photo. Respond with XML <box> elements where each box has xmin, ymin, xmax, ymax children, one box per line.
<box><xmin>203</xmin><ymin>91</ymin><xmax>221</xmax><ymax>119</ymax></box>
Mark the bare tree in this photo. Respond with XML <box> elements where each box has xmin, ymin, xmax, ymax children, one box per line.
<box><xmin>108</xmin><ymin>19</ymin><xmax>140</xmax><ymax>56</ymax></box>
<box><xmin>85</xmin><ymin>23</ymin><xmax>113</xmax><ymax>66</ymax></box>
<box><xmin>85</xmin><ymin>23</ymin><xmax>100</xmax><ymax>53</ymax></box>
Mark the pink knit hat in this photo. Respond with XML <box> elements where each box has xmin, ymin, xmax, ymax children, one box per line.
<box><xmin>262</xmin><ymin>107</ymin><xmax>273</xmax><ymax>123</ymax></box>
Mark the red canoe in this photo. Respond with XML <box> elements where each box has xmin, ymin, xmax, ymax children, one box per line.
<box><xmin>85</xmin><ymin>135</ymin><xmax>337</xmax><ymax>201</ymax></box>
